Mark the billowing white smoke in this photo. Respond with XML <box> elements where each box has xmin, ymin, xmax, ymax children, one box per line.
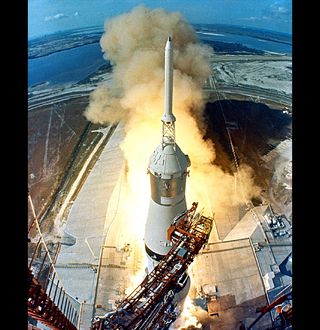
<box><xmin>85</xmin><ymin>5</ymin><xmax>260</xmax><ymax>217</ymax></box>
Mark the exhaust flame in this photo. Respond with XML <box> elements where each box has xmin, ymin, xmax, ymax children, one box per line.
<box><xmin>170</xmin><ymin>296</ymin><xmax>209</xmax><ymax>329</ymax></box>
<box><xmin>172</xmin><ymin>296</ymin><xmax>201</xmax><ymax>329</ymax></box>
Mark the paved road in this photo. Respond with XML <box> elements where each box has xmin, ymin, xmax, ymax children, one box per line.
<box><xmin>52</xmin><ymin>126</ymin><xmax>113</xmax><ymax>232</ymax></box>
<box><xmin>205</xmin><ymin>75</ymin><xmax>292</xmax><ymax>109</ymax></box>
<box><xmin>28</xmin><ymin>90</ymin><xmax>91</xmax><ymax>111</ymax></box>
<box><xmin>210</xmin><ymin>54</ymin><xmax>292</xmax><ymax>62</ymax></box>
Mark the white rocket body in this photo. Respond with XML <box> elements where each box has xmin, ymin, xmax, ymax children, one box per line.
<box><xmin>144</xmin><ymin>37</ymin><xmax>191</xmax><ymax>272</ymax></box>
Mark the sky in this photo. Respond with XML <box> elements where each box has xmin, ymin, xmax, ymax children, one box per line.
<box><xmin>28</xmin><ymin>0</ymin><xmax>292</xmax><ymax>39</ymax></box>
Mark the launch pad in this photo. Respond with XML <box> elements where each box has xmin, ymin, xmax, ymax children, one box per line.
<box><xmin>92</xmin><ymin>203</ymin><xmax>213</xmax><ymax>329</ymax></box>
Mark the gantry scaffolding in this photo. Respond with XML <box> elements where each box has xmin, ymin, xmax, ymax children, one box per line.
<box><xmin>92</xmin><ymin>202</ymin><xmax>213</xmax><ymax>330</ymax></box>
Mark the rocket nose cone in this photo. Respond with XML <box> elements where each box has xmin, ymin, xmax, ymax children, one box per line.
<box><xmin>166</xmin><ymin>36</ymin><xmax>172</xmax><ymax>49</ymax></box>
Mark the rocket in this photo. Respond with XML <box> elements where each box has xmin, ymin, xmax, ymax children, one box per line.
<box><xmin>144</xmin><ymin>37</ymin><xmax>191</xmax><ymax>273</ymax></box>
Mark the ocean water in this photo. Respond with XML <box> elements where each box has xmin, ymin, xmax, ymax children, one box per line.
<box><xmin>28</xmin><ymin>26</ymin><xmax>292</xmax><ymax>88</ymax></box>
<box><xmin>28</xmin><ymin>43</ymin><xmax>105</xmax><ymax>87</ymax></box>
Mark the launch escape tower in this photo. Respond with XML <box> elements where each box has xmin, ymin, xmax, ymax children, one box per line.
<box><xmin>144</xmin><ymin>37</ymin><xmax>191</xmax><ymax>272</ymax></box>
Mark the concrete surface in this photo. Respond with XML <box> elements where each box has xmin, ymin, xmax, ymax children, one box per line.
<box><xmin>55</xmin><ymin>122</ymin><xmax>126</xmax><ymax>328</ymax></box>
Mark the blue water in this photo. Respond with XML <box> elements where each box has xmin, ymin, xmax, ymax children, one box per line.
<box><xmin>28</xmin><ymin>43</ymin><xmax>105</xmax><ymax>87</ymax></box>
<box><xmin>196</xmin><ymin>31</ymin><xmax>292</xmax><ymax>55</ymax></box>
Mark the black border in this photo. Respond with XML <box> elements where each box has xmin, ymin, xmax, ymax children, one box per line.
<box><xmin>7</xmin><ymin>0</ymin><xmax>28</xmax><ymax>328</ymax></box>
<box><xmin>292</xmin><ymin>0</ymin><xmax>312</xmax><ymax>328</ymax></box>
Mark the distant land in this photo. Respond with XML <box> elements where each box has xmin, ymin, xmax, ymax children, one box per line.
<box><xmin>28</xmin><ymin>24</ymin><xmax>292</xmax><ymax>59</ymax></box>
<box><xmin>28</xmin><ymin>26</ymin><xmax>103</xmax><ymax>59</ymax></box>
<box><xmin>193</xmin><ymin>23</ymin><xmax>292</xmax><ymax>45</ymax></box>
<box><xmin>202</xmin><ymin>40</ymin><xmax>264</xmax><ymax>55</ymax></box>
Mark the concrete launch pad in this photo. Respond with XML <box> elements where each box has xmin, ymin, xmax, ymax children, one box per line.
<box><xmin>190</xmin><ymin>238</ymin><xmax>271</xmax><ymax>329</ymax></box>
<box><xmin>55</xmin><ymin>123</ymin><xmax>126</xmax><ymax>328</ymax></box>
<box><xmin>187</xmin><ymin>203</ymin><xmax>291</xmax><ymax>329</ymax></box>
<box><xmin>93</xmin><ymin>170</ymin><xmax>146</xmax><ymax>319</ymax></box>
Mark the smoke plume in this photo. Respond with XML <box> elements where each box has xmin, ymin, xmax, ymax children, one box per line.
<box><xmin>85</xmin><ymin>5</ymin><xmax>260</xmax><ymax>216</ymax></box>
<box><xmin>85</xmin><ymin>5</ymin><xmax>211</xmax><ymax>127</ymax></box>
